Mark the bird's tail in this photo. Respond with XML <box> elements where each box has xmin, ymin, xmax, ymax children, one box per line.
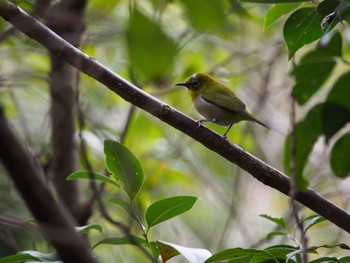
<box><xmin>251</xmin><ymin>116</ymin><xmax>269</xmax><ymax>129</ymax></box>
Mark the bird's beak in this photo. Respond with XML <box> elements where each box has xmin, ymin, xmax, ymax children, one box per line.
<box><xmin>175</xmin><ymin>82</ymin><xmax>189</xmax><ymax>88</ymax></box>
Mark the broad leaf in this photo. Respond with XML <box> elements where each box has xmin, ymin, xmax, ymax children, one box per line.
<box><xmin>283</xmin><ymin>8</ymin><xmax>323</xmax><ymax>59</ymax></box>
<box><xmin>266</xmin><ymin>231</ymin><xmax>288</xmax><ymax>239</ymax></box>
<box><xmin>104</xmin><ymin>140</ymin><xmax>144</xmax><ymax>200</ymax></box>
<box><xmin>126</xmin><ymin>8</ymin><xmax>177</xmax><ymax>81</ymax></box>
<box><xmin>0</xmin><ymin>254</ymin><xmax>38</xmax><ymax>263</ymax></box>
<box><xmin>205</xmin><ymin>248</ymin><xmax>279</xmax><ymax>263</ymax></box>
<box><xmin>265</xmin><ymin>245</ymin><xmax>298</xmax><ymax>262</ymax></box>
<box><xmin>67</xmin><ymin>171</ymin><xmax>120</xmax><ymax>187</ymax></box>
<box><xmin>108</xmin><ymin>197</ymin><xmax>135</xmax><ymax>219</ymax></box>
<box><xmin>309</xmin><ymin>257</ymin><xmax>339</xmax><ymax>263</ymax></box>
<box><xmin>330</xmin><ymin>132</ymin><xmax>350</xmax><ymax>178</ymax></box>
<box><xmin>284</xmin><ymin>104</ymin><xmax>325</xmax><ymax>189</ymax></box>
<box><xmin>291</xmin><ymin>32</ymin><xmax>342</xmax><ymax>105</ymax></box>
<box><xmin>157</xmin><ymin>240</ymin><xmax>212</xmax><ymax>263</ymax></box>
<box><xmin>241</xmin><ymin>0</ymin><xmax>310</xmax><ymax>3</ymax></box>
<box><xmin>325</xmin><ymin>71</ymin><xmax>350</xmax><ymax>142</ymax></box>
<box><xmin>263</xmin><ymin>3</ymin><xmax>301</xmax><ymax>30</ymax></box>
<box><xmin>260</xmin><ymin>214</ymin><xmax>286</xmax><ymax>230</ymax></box>
<box><xmin>75</xmin><ymin>224</ymin><xmax>103</xmax><ymax>234</ymax></box>
<box><xmin>146</xmin><ymin>196</ymin><xmax>197</xmax><ymax>229</ymax></box>
<box><xmin>179</xmin><ymin>0</ymin><xmax>225</xmax><ymax>32</ymax></box>
<box><xmin>304</xmin><ymin>215</ymin><xmax>326</xmax><ymax>232</ymax></box>
<box><xmin>92</xmin><ymin>235</ymin><xmax>147</xmax><ymax>249</ymax></box>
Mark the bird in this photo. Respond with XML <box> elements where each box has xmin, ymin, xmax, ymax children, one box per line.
<box><xmin>176</xmin><ymin>73</ymin><xmax>269</xmax><ymax>136</ymax></box>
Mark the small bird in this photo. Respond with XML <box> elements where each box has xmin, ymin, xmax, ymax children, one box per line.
<box><xmin>176</xmin><ymin>73</ymin><xmax>269</xmax><ymax>136</ymax></box>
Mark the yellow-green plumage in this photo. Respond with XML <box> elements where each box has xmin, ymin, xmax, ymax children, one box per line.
<box><xmin>176</xmin><ymin>73</ymin><xmax>268</xmax><ymax>136</ymax></box>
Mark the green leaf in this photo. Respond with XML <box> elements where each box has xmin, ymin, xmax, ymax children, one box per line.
<box><xmin>263</xmin><ymin>3</ymin><xmax>302</xmax><ymax>30</ymax></box>
<box><xmin>321</xmin><ymin>103</ymin><xmax>350</xmax><ymax>143</ymax></box>
<box><xmin>291</xmin><ymin>31</ymin><xmax>342</xmax><ymax>105</ymax></box>
<box><xmin>75</xmin><ymin>224</ymin><xmax>103</xmax><ymax>234</ymax></box>
<box><xmin>8</xmin><ymin>251</ymin><xmax>58</xmax><ymax>262</ymax></box>
<box><xmin>284</xmin><ymin>104</ymin><xmax>326</xmax><ymax>189</ymax></box>
<box><xmin>126</xmin><ymin>8</ymin><xmax>177</xmax><ymax>81</ymax></box>
<box><xmin>104</xmin><ymin>140</ymin><xmax>144</xmax><ymax>200</ymax></box>
<box><xmin>92</xmin><ymin>235</ymin><xmax>147</xmax><ymax>249</ymax></box>
<box><xmin>179</xmin><ymin>0</ymin><xmax>225</xmax><ymax>32</ymax></box>
<box><xmin>330</xmin><ymin>132</ymin><xmax>350</xmax><ymax>178</ymax></box>
<box><xmin>309</xmin><ymin>257</ymin><xmax>339</xmax><ymax>263</ymax></box>
<box><xmin>323</xmin><ymin>71</ymin><xmax>350</xmax><ymax>142</ymax></box>
<box><xmin>240</xmin><ymin>0</ymin><xmax>310</xmax><ymax>3</ymax></box>
<box><xmin>266</xmin><ymin>231</ymin><xmax>288</xmax><ymax>239</ymax></box>
<box><xmin>317</xmin><ymin>0</ymin><xmax>341</xmax><ymax>17</ymax></box>
<box><xmin>149</xmin><ymin>241</ymin><xmax>160</xmax><ymax>260</ymax></box>
<box><xmin>265</xmin><ymin>245</ymin><xmax>298</xmax><ymax>262</ymax></box>
<box><xmin>157</xmin><ymin>240</ymin><xmax>212</xmax><ymax>263</ymax></box>
<box><xmin>108</xmin><ymin>197</ymin><xmax>135</xmax><ymax>219</ymax></box>
<box><xmin>0</xmin><ymin>254</ymin><xmax>37</xmax><ymax>263</ymax></box>
<box><xmin>340</xmin><ymin>256</ymin><xmax>350</xmax><ymax>262</ymax></box>
<box><xmin>204</xmin><ymin>248</ymin><xmax>279</xmax><ymax>263</ymax></box>
<box><xmin>259</xmin><ymin>214</ymin><xmax>287</xmax><ymax>229</ymax></box>
<box><xmin>145</xmin><ymin>196</ymin><xmax>198</xmax><ymax>229</ymax></box>
<box><xmin>67</xmin><ymin>171</ymin><xmax>120</xmax><ymax>187</ymax></box>
<box><xmin>283</xmin><ymin>7</ymin><xmax>323</xmax><ymax>59</ymax></box>
<box><xmin>304</xmin><ymin>215</ymin><xmax>325</xmax><ymax>232</ymax></box>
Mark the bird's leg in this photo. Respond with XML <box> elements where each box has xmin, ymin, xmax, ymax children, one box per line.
<box><xmin>197</xmin><ymin>119</ymin><xmax>209</xmax><ymax>127</ymax></box>
<box><xmin>223</xmin><ymin>124</ymin><xmax>233</xmax><ymax>138</ymax></box>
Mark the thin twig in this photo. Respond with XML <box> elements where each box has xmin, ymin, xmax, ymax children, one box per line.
<box><xmin>290</xmin><ymin>98</ymin><xmax>308</xmax><ymax>263</ymax></box>
<box><xmin>76</xmin><ymin>94</ymin><xmax>157</xmax><ymax>262</ymax></box>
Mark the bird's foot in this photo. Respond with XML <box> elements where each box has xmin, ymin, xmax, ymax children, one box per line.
<box><xmin>196</xmin><ymin>120</ymin><xmax>203</xmax><ymax>127</ymax></box>
<box><xmin>222</xmin><ymin>134</ymin><xmax>229</xmax><ymax>141</ymax></box>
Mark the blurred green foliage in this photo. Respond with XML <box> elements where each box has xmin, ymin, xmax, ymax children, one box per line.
<box><xmin>1</xmin><ymin>0</ymin><xmax>350</xmax><ymax>262</ymax></box>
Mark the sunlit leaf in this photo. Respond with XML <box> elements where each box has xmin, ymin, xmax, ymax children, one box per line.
<box><xmin>157</xmin><ymin>240</ymin><xmax>212</xmax><ymax>263</ymax></box>
<box><xmin>0</xmin><ymin>254</ymin><xmax>37</xmax><ymax>263</ymax></box>
<box><xmin>204</xmin><ymin>248</ymin><xmax>279</xmax><ymax>263</ymax></box>
<box><xmin>75</xmin><ymin>224</ymin><xmax>103</xmax><ymax>234</ymax></box>
<box><xmin>19</xmin><ymin>251</ymin><xmax>58</xmax><ymax>261</ymax></box>
<box><xmin>330</xmin><ymin>133</ymin><xmax>350</xmax><ymax>178</ymax></box>
<box><xmin>104</xmin><ymin>140</ymin><xmax>144</xmax><ymax>200</ymax></box>
<box><xmin>283</xmin><ymin>7</ymin><xmax>323</xmax><ymax>59</ymax></box>
<box><xmin>67</xmin><ymin>171</ymin><xmax>120</xmax><ymax>187</ymax></box>
<box><xmin>241</xmin><ymin>0</ymin><xmax>309</xmax><ymax>3</ymax></box>
<box><xmin>263</xmin><ymin>3</ymin><xmax>301</xmax><ymax>30</ymax></box>
<box><xmin>146</xmin><ymin>196</ymin><xmax>197</xmax><ymax>229</ymax></box>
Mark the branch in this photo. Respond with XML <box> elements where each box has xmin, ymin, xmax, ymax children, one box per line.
<box><xmin>0</xmin><ymin>106</ymin><xmax>97</xmax><ymax>263</ymax></box>
<box><xmin>47</xmin><ymin>0</ymin><xmax>89</xmax><ymax>224</ymax></box>
<box><xmin>1</xmin><ymin>1</ymin><xmax>350</xmax><ymax>234</ymax></box>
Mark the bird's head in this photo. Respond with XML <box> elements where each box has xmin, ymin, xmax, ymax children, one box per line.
<box><xmin>175</xmin><ymin>73</ymin><xmax>214</xmax><ymax>91</ymax></box>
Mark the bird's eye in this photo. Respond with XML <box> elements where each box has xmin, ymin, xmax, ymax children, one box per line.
<box><xmin>192</xmin><ymin>80</ymin><xmax>200</xmax><ymax>88</ymax></box>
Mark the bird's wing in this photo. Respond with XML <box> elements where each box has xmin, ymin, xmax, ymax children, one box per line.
<box><xmin>200</xmin><ymin>85</ymin><xmax>247</xmax><ymax>114</ymax></box>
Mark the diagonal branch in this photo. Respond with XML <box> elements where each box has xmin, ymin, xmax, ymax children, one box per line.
<box><xmin>1</xmin><ymin>1</ymin><xmax>350</xmax><ymax>234</ymax></box>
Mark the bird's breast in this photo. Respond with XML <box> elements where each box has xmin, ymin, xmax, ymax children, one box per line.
<box><xmin>193</xmin><ymin>96</ymin><xmax>239</xmax><ymax>126</ymax></box>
